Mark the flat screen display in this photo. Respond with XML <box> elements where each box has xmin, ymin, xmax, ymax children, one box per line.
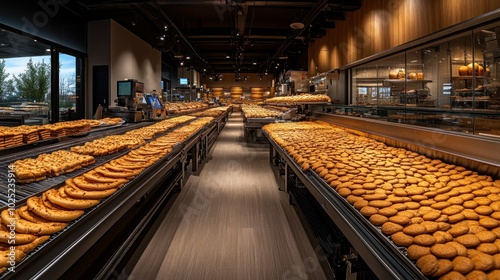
<box><xmin>117</xmin><ymin>81</ymin><xmax>133</xmax><ymax>96</ymax></box>
<box><xmin>179</xmin><ymin>78</ymin><xmax>189</xmax><ymax>85</ymax></box>
<box><xmin>146</xmin><ymin>94</ymin><xmax>163</xmax><ymax>110</ymax></box>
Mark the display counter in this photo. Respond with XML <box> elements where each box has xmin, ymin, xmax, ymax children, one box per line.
<box><xmin>0</xmin><ymin>108</ymin><xmax>231</xmax><ymax>278</ymax></box>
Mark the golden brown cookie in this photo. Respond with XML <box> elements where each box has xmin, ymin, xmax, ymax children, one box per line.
<box><xmin>453</xmin><ymin>256</ymin><xmax>475</xmax><ymax>274</ymax></box>
<box><xmin>492</xmin><ymin>227</ymin><xmax>500</xmax><ymax>238</ymax></box>
<box><xmin>442</xmin><ymin>206</ymin><xmax>464</xmax><ymax>216</ymax></box>
<box><xmin>414</xmin><ymin>234</ymin><xmax>437</xmax><ymax>246</ymax></box>
<box><xmin>433</xmin><ymin>231</ymin><xmax>449</xmax><ymax>244</ymax></box>
<box><xmin>455</xmin><ymin>234</ymin><xmax>481</xmax><ymax>248</ymax></box>
<box><xmin>479</xmin><ymin>217</ymin><xmax>499</xmax><ymax>229</ymax></box>
<box><xmin>468</xmin><ymin>225</ymin><xmax>487</xmax><ymax>234</ymax></box>
<box><xmin>487</xmin><ymin>270</ymin><xmax>500</xmax><ymax>280</ymax></box>
<box><xmin>462</xmin><ymin>209</ymin><xmax>479</xmax><ymax>221</ymax></box>
<box><xmin>460</xmin><ymin>193</ymin><xmax>475</xmax><ymax>201</ymax></box>
<box><xmin>407</xmin><ymin>244</ymin><xmax>431</xmax><ymax>260</ymax></box>
<box><xmin>438</xmin><ymin>222</ymin><xmax>452</xmax><ymax>231</ymax></box>
<box><xmin>441</xmin><ymin>271</ymin><xmax>466</xmax><ymax>280</ymax></box>
<box><xmin>347</xmin><ymin>195</ymin><xmax>364</xmax><ymax>205</ymax></box>
<box><xmin>493</xmin><ymin>254</ymin><xmax>500</xmax><ymax>269</ymax></box>
<box><xmin>431</xmin><ymin>259</ymin><xmax>454</xmax><ymax>278</ymax></box>
<box><xmin>391</xmin><ymin>203</ymin><xmax>408</xmax><ymax>211</ymax></box>
<box><xmin>391</xmin><ymin>232</ymin><xmax>414</xmax><ymax>247</ymax></box>
<box><xmin>421</xmin><ymin>221</ymin><xmax>439</xmax><ymax>233</ymax></box>
<box><xmin>475</xmin><ymin>206</ymin><xmax>494</xmax><ymax>216</ymax></box>
<box><xmin>471</xmin><ymin>253</ymin><xmax>495</xmax><ymax>271</ymax></box>
<box><xmin>403</xmin><ymin>224</ymin><xmax>427</xmax><ymax>236</ymax></box>
<box><xmin>448</xmin><ymin>213</ymin><xmax>465</xmax><ymax>224</ymax></box>
<box><xmin>338</xmin><ymin>188</ymin><xmax>352</xmax><ymax>197</ymax></box>
<box><xmin>465</xmin><ymin>270</ymin><xmax>487</xmax><ymax>280</ymax></box>
<box><xmin>448</xmin><ymin>196</ymin><xmax>465</xmax><ymax>205</ymax></box>
<box><xmin>404</xmin><ymin>201</ymin><xmax>421</xmax><ymax>210</ymax></box>
<box><xmin>416</xmin><ymin>254</ymin><xmax>439</xmax><ymax>276</ymax></box>
<box><xmin>475</xmin><ymin>231</ymin><xmax>497</xmax><ymax>243</ymax></box>
<box><xmin>476</xmin><ymin>243</ymin><xmax>499</xmax><ymax>255</ymax></box>
<box><xmin>363</xmin><ymin>193</ymin><xmax>387</xmax><ymax>201</ymax></box>
<box><xmin>368</xmin><ymin>200</ymin><xmax>392</xmax><ymax>208</ymax></box>
<box><xmin>369</xmin><ymin>214</ymin><xmax>389</xmax><ymax>226</ymax></box>
<box><xmin>432</xmin><ymin>201</ymin><xmax>452</xmax><ymax>210</ymax></box>
<box><xmin>423</xmin><ymin>211</ymin><xmax>441</xmax><ymax>221</ymax></box>
<box><xmin>431</xmin><ymin>243</ymin><xmax>458</xmax><ymax>259</ymax></box>
<box><xmin>448</xmin><ymin>225</ymin><xmax>470</xmax><ymax>238</ymax></box>
<box><xmin>411</xmin><ymin>217</ymin><xmax>424</xmax><ymax>224</ymax></box>
<box><xmin>360</xmin><ymin>206</ymin><xmax>379</xmax><ymax>217</ymax></box>
<box><xmin>378</xmin><ymin>207</ymin><xmax>398</xmax><ymax>217</ymax></box>
<box><xmin>474</xmin><ymin>197</ymin><xmax>492</xmax><ymax>206</ymax></box>
<box><xmin>447</xmin><ymin>241</ymin><xmax>467</xmax><ymax>256</ymax></box>
<box><xmin>388</xmin><ymin>215</ymin><xmax>411</xmax><ymax>226</ymax></box>
<box><xmin>353</xmin><ymin>199</ymin><xmax>369</xmax><ymax>210</ymax></box>
<box><xmin>381</xmin><ymin>222</ymin><xmax>404</xmax><ymax>235</ymax></box>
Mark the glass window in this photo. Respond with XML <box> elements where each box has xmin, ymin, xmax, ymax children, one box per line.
<box><xmin>59</xmin><ymin>53</ymin><xmax>83</xmax><ymax>121</ymax></box>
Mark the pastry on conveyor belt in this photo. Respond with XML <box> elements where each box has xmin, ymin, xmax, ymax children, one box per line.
<box><xmin>73</xmin><ymin>175</ymin><xmax>127</xmax><ymax>191</ymax></box>
<box><xmin>27</xmin><ymin>195</ymin><xmax>84</xmax><ymax>222</ymax></box>
<box><xmin>45</xmin><ymin>188</ymin><xmax>101</xmax><ymax>210</ymax></box>
<box><xmin>1</xmin><ymin>210</ymin><xmax>67</xmax><ymax>235</ymax></box>
<box><xmin>0</xmin><ymin>229</ymin><xmax>37</xmax><ymax>245</ymax></box>
<box><xmin>63</xmin><ymin>181</ymin><xmax>118</xmax><ymax>199</ymax></box>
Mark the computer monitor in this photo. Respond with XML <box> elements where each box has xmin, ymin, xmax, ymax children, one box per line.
<box><xmin>117</xmin><ymin>80</ymin><xmax>134</xmax><ymax>97</ymax></box>
<box><xmin>146</xmin><ymin>94</ymin><xmax>164</xmax><ymax>110</ymax></box>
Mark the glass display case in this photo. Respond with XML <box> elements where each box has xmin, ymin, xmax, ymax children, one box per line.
<box><xmin>341</xmin><ymin>20</ymin><xmax>500</xmax><ymax>138</ymax></box>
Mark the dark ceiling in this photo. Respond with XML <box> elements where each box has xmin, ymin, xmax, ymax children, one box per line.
<box><xmin>70</xmin><ymin>0</ymin><xmax>362</xmax><ymax>78</ymax></box>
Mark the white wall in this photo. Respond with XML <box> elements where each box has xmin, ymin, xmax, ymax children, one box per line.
<box><xmin>87</xmin><ymin>19</ymin><xmax>161</xmax><ymax>117</ymax></box>
<box><xmin>110</xmin><ymin>20</ymin><xmax>161</xmax><ymax>98</ymax></box>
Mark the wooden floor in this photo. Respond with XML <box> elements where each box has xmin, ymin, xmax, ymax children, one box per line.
<box><xmin>130</xmin><ymin>114</ymin><xmax>327</xmax><ymax>280</ymax></box>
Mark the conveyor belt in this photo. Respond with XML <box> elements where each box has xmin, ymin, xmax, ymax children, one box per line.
<box><xmin>0</xmin><ymin>140</ymin><xmax>184</xmax><ymax>280</ymax></box>
<box><xmin>0</xmin><ymin>121</ymin><xmax>188</xmax><ymax>205</ymax></box>
<box><xmin>265</xmin><ymin>131</ymin><xmax>426</xmax><ymax>280</ymax></box>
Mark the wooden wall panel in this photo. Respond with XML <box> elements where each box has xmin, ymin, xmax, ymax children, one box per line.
<box><xmin>308</xmin><ymin>0</ymin><xmax>500</xmax><ymax>76</ymax></box>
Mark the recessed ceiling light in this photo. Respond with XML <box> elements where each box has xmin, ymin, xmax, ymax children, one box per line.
<box><xmin>186</xmin><ymin>56</ymin><xmax>191</xmax><ymax>60</ymax></box>
<box><xmin>45</xmin><ymin>48</ymin><xmax>50</xmax><ymax>52</ymax></box>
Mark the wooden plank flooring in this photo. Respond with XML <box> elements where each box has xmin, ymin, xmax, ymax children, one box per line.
<box><xmin>130</xmin><ymin>114</ymin><xmax>327</xmax><ymax>280</ymax></box>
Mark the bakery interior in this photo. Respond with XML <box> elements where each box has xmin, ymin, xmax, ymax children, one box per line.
<box><xmin>0</xmin><ymin>1</ymin><xmax>500</xmax><ymax>279</ymax></box>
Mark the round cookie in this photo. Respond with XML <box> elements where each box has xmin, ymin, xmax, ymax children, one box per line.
<box><xmin>474</xmin><ymin>197</ymin><xmax>492</xmax><ymax>206</ymax></box>
<box><xmin>416</xmin><ymin>254</ymin><xmax>439</xmax><ymax>276</ymax></box>
<box><xmin>448</xmin><ymin>196</ymin><xmax>464</xmax><ymax>205</ymax></box>
<box><xmin>452</xmin><ymin>256</ymin><xmax>475</xmax><ymax>274</ymax></box>
<box><xmin>407</xmin><ymin>244</ymin><xmax>431</xmax><ymax>260</ymax></box>
<box><xmin>447</xmin><ymin>241</ymin><xmax>467</xmax><ymax>256</ymax></box>
<box><xmin>391</xmin><ymin>203</ymin><xmax>408</xmax><ymax>211</ymax></box>
<box><xmin>462</xmin><ymin>209</ymin><xmax>479</xmax><ymax>221</ymax></box>
<box><xmin>420</xmin><ymin>221</ymin><xmax>439</xmax><ymax>233</ymax></box>
<box><xmin>488</xmin><ymin>270</ymin><xmax>500</xmax><ymax>280</ymax></box>
<box><xmin>478</xmin><ymin>217</ymin><xmax>499</xmax><ymax>229</ymax></box>
<box><xmin>404</xmin><ymin>201</ymin><xmax>421</xmax><ymax>210</ymax></box>
<box><xmin>391</xmin><ymin>232</ymin><xmax>414</xmax><ymax>247</ymax></box>
<box><xmin>389</xmin><ymin>215</ymin><xmax>410</xmax><ymax>226</ymax></box>
<box><xmin>476</xmin><ymin>243</ymin><xmax>499</xmax><ymax>255</ymax></box>
<box><xmin>381</xmin><ymin>222</ymin><xmax>404</xmax><ymax>235</ymax></box>
<box><xmin>360</xmin><ymin>206</ymin><xmax>378</xmax><ymax>217</ymax></box>
<box><xmin>403</xmin><ymin>224</ymin><xmax>427</xmax><ymax>236</ymax></box>
<box><xmin>440</xmin><ymin>271</ymin><xmax>466</xmax><ymax>280</ymax></box>
<box><xmin>475</xmin><ymin>206</ymin><xmax>494</xmax><ymax>216</ymax></box>
<box><xmin>369</xmin><ymin>214</ymin><xmax>388</xmax><ymax>226</ymax></box>
<box><xmin>431</xmin><ymin>259</ymin><xmax>454</xmax><ymax>277</ymax></box>
<box><xmin>368</xmin><ymin>200</ymin><xmax>392</xmax><ymax>208</ymax></box>
<box><xmin>431</xmin><ymin>243</ymin><xmax>458</xmax><ymax>259</ymax></box>
<box><xmin>471</xmin><ymin>253</ymin><xmax>495</xmax><ymax>271</ymax></box>
<box><xmin>423</xmin><ymin>211</ymin><xmax>441</xmax><ymax>221</ymax></box>
<box><xmin>442</xmin><ymin>205</ymin><xmax>464</xmax><ymax>216</ymax></box>
<box><xmin>432</xmin><ymin>201</ymin><xmax>451</xmax><ymax>210</ymax></box>
<box><xmin>448</xmin><ymin>225</ymin><xmax>469</xmax><ymax>238</ymax></box>
<box><xmin>448</xmin><ymin>213</ymin><xmax>465</xmax><ymax>224</ymax></box>
<box><xmin>468</xmin><ymin>225</ymin><xmax>487</xmax><ymax>234</ymax></box>
<box><xmin>465</xmin><ymin>270</ymin><xmax>487</xmax><ymax>280</ymax></box>
<box><xmin>353</xmin><ymin>199</ymin><xmax>369</xmax><ymax>210</ymax></box>
<box><xmin>493</xmin><ymin>254</ymin><xmax>500</xmax><ymax>269</ymax></box>
<box><xmin>378</xmin><ymin>207</ymin><xmax>398</xmax><ymax>217</ymax></box>
<box><xmin>414</xmin><ymin>234</ymin><xmax>436</xmax><ymax>246</ymax></box>
<box><xmin>455</xmin><ymin>234</ymin><xmax>481</xmax><ymax>248</ymax></box>
<box><xmin>434</xmin><ymin>231</ymin><xmax>453</xmax><ymax>244</ymax></box>
<box><xmin>475</xmin><ymin>231</ymin><xmax>497</xmax><ymax>243</ymax></box>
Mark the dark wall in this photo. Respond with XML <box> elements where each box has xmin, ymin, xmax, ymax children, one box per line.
<box><xmin>0</xmin><ymin>0</ymin><xmax>86</xmax><ymax>53</ymax></box>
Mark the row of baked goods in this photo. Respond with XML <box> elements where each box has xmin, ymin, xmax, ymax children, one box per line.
<box><xmin>0</xmin><ymin>119</ymin><xmax>117</xmax><ymax>150</ymax></box>
<box><xmin>264</xmin><ymin>121</ymin><xmax>500</xmax><ymax>280</ymax></box>
<box><xmin>189</xmin><ymin>106</ymin><xmax>229</xmax><ymax>118</ymax></box>
<box><xmin>241</xmin><ymin>105</ymin><xmax>282</xmax><ymax>118</ymax></box>
<box><xmin>265</xmin><ymin>94</ymin><xmax>331</xmax><ymax>104</ymax></box>
<box><xmin>165</xmin><ymin>102</ymin><xmax>209</xmax><ymax>115</ymax></box>
<box><xmin>70</xmin><ymin>116</ymin><xmax>195</xmax><ymax>156</ymax></box>
<box><xmin>13</xmin><ymin>150</ymin><xmax>95</xmax><ymax>184</ymax></box>
<box><xmin>0</xmin><ymin>116</ymin><xmax>216</xmax><ymax>274</ymax></box>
